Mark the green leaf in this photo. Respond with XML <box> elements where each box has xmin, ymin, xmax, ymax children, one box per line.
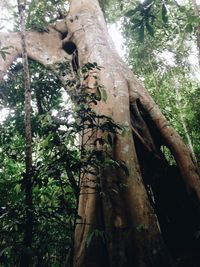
<box><xmin>0</xmin><ymin>45</ymin><xmax>13</xmax><ymax>60</ymax></box>
<box><xmin>185</xmin><ymin>23</ymin><xmax>193</xmax><ymax>33</ymax></box>
<box><xmin>86</xmin><ymin>230</ymin><xmax>106</xmax><ymax>248</ymax></box>
<box><xmin>86</xmin><ymin>231</ymin><xmax>95</xmax><ymax>248</ymax></box>
<box><xmin>161</xmin><ymin>4</ymin><xmax>168</xmax><ymax>24</ymax></box>
<box><xmin>95</xmin><ymin>87</ymin><xmax>101</xmax><ymax>101</ymax></box>
<box><xmin>100</xmin><ymin>88</ymin><xmax>107</xmax><ymax>102</ymax></box>
<box><xmin>0</xmin><ymin>246</ymin><xmax>12</xmax><ymax>257</ymax></box>
<box><xmin>179</xmin><ymin>6</ymin><xmax>186</xmax><ymax>13</ymax></box>
<box><xmin>136</xmin><ymin>224</ymin><xmax>145</xmax><ymax>232</ymax></box>
<box><xmin>145</xmin><ymin>22</ymin><xmax>154</xmax><ymax>36</ymax></box>
<box><xmin>120</xmin><ymin>162</ymin><xmax>129</xmax><ymax>176</ymax></box>
<box><xmin>120</xmin><ymin>127</ymin><xmax>128</xmax><ymax>137</ymax></box>
<box><xmin>138</xmin><ymin>24</ymin><xmax>144</xmax><ymax>42</ymax></box>
<box><xmin>14</xmin><ymin>183</ymin><xmax>21</xmax><ymax>194</ymax></box>
<box><xmin>0</xmin><ymin>51</ymin><xmax>6</xmax><ymax>61</ymax></box>
<box><xmin>84</xmin><ymin>62</ymin><xmax>97</xmax><ymax>70</ymax></box>
<box><xmin>188</xmin><ymin>15</ymin><xmax>199</xmax><ymax>24</ymax></box>
<box><xmin>131</xmin><ymin>18</ymin><xmax>142</xmax><ymax>24</ymax></box>
<box><xmin>1</xmin><ymin>46</ymin><xmax>13</xmax><ymax>50</ymax></box>
<box><xmin>125</xmin><ymin>9</ymin><xmax>136</xmax><ymax>18</ymax></box>
<box><xmin>104</xmin><ymin>158</ymin><xmax>120</xmax><ymax>168</ymax></box>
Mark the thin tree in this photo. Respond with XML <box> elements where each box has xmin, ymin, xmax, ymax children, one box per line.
<box><xmin>191</xmin><ymin>0</ymin><xmax>200</xmax><ymax>66</ymax></box>
<box><xmin>17</xmin><ymin>1</ymin><xmax>33</xmax><ymax>266</ymax></box>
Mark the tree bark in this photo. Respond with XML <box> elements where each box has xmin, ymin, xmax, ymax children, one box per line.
<box><xmin>66</xmin><ymin>1</ymin><xmax>172</xmax><ymax>267</ymax></box>
<box><xmin>191</xmin><ymin>0</ymin><xmax>200</xmax><ymax>67</ymax></box>
<box><xmin>0</xmin><ymin>21</ymin><xmax>69</xmax><ymax>79</ymax></box>
<box><xmin>0</xmin><ymin>0</ymin><xmax>200</xmax><ymax>266</ymax></box>
<box><xmin>17</xmin><ymin>2</ymin><xmax>33</xmax><ymax>266</ymax></box>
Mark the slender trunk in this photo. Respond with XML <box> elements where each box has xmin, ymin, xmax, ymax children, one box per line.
<box><xmin>175</xmin><ymin>84</ymin><xmax>197</xmax><ymax>164</ymax></box>
<box><xmin>17</xmin><ymin>2</ymin><xmax>33</xmax><ymax>266</ymax></box>
<box><xmin>191</xmin><ymin>0</ymin><xmax>200</xmax><ymax>66</ymax></box>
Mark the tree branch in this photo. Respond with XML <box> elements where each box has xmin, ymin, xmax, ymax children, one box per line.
<box><xmin>0</xmin><ymin>23</ymin><xmax>70</xmax><ymax>80</ymax></box>
<box><xmin>128</xmin><ymin>76</ymin><xmax>200</xmax><ymax>206</ymax></box>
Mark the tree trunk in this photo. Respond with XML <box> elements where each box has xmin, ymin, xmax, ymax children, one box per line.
<box><xmin>65</xmin><ymin>1</ymin><xmax>199</xmax><ymax>266</ymax></box>
<box><xmin>191</xmin><ymin>0</ymin><xmax>200</xmax><ymax>67</ymax></box>
<box><xmin>1</xmin><ymin>0</ymin><xmax>200</xmax><ymax>266</ymax></box>
<box><xmin>175</xmin><ymin>83</ymin><xmax>197</xmax><ymax>164</ymax></box>
<box><xmin>17</xmin><ymin>2</ymin><xmax>34</xmax><ymax>266</ymax></box>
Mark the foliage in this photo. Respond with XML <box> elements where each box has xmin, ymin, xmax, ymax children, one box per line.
<box><xmin>0</xmin><ymin>61</ymin><xmax>74</xmax><ymax>265</ymax></box>
<box><xmin>122</xmin><ymin>0</ymin><xmax>200</xmax><ymax>163</ymax></box>
<box><xmin>10</xmin><ymin>0</ymin><xmax>68</xmax><ymax>32</ymax></box>
<box><xmin>0</xmin><ymin>57</ymin><xmax>125</xmax><ymax>265</ymax></box>
<box><xmin>26</xmin><ymin>0</ymin><xmax>67</xmax><ymax>31</ymax></box>
<box><xmin>124</xmin><ymin>0</ymin><xmax>200</xmax><ymax>42</ymax></box>
<box><xmin>0</xmin><ymin>46</ymin><xmax>12</xmax><ymax>61</ymax></box>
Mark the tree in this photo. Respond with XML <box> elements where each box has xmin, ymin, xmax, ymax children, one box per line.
<box><xmin>191</xmin><ymin>0</ymin><xmax>200</xmax><ymax>66</ymax></box>
<box><xmin>0</xmin><ymin>0</ymin><xmax>200</xmax><ymax>266</ymax></box>
<box><xmin>17</xmin><ymin>1</ymin><xmax>34</xmax><ymax>266</ymax></box>
<box><xmin>0</xmin><ymin>59</ymin><xmax>77</xmax><ymax>266</ymax></box>
<box><xmin>122</xmin><ymin>0</ymin><xmax>200</xmax><ymax>164</ymax></box>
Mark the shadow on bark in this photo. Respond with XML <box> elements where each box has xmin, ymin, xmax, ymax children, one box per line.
<box><xmin>131</xmin><ymin>99</ymin><xmax>200</xmax><ymax>267</ymax></box>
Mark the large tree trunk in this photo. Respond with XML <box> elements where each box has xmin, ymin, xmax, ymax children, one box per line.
<box><xmin>66</xmin><ymin>1</ymin><xmax>200</xmax><ymax>267</ymax></box>
<box><xmin>0</xmin><ymin>0</ymin><xmax>200</xmax><ymax>266</ymax></box>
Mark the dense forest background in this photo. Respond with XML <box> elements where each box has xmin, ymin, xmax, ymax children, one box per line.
<box><xmin>0</xmin><ymin>0</ymin><xmax>199</xmax><ymax>266</ymax></box>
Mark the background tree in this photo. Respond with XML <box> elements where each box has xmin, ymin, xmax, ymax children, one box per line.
<box><xmin>122</xmin><ymin>0</ymin><xmax>200</xmax><ymax>164</ymax></box>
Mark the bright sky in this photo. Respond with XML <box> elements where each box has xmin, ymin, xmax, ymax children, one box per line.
<box><xmin>0</xmin><ymin>3</ymin><xmax>125</xmax><ymax>123</ymax></box>
<box><xmin>108</xmin><ymin>24</ymin><xmax>125</xmax><ymax>58</ymax></box>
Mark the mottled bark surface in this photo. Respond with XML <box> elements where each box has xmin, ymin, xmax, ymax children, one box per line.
<box><xmin>0</xmin><ymin>0</ymin><xmax>200</xmax><ymax>267</ymax></box>
<box><xmin>17</xmin><ymin>2</ymin><xmax>33</xmax><ymax>266</ymax></box>
<box><xmin>66</xmin><ymin>1</ymin><xmax>199</xmax><ymax>267</ymax></box>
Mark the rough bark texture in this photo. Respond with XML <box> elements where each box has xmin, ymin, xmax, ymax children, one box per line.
<box><xmin>0</xmin><ymin>21</ymin><xmax>69</xmax><ymax>80</ymax></box>
<box><xmin>0</xmin><ymin>0</ymin><xmax>200</xmax><ymax>267</ymax></box>
<box><xmin>17</xmin><ymin>2</ymin><xmax>33</xmax><ymax>266</ymax></box>
<box><xmin>66</xmin><ymin>1</ymin><xmax>199</xmax><ymax>267</ymax></box>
